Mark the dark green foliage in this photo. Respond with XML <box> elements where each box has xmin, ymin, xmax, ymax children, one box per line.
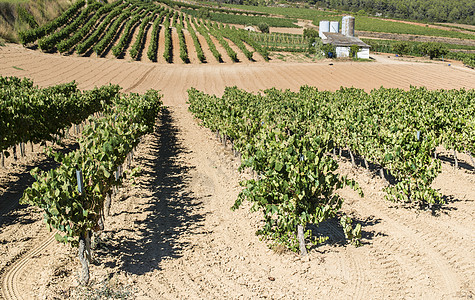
<box><xmin>419</xmin><ymin>42</ymin><xmax>449</xmax><ymax>59</ymax></box>
<box><xmin>349</xmin><ymin>44</ymin><xmax>359</xmax><ymax>58</ymax></box>
<box><xmin>184</xmin><ymin>9</ymin><xmax>299</xmax><ymax>28</ymax></box>
<box><xmin>130</xmin><ymin>12</ymin><xmax>156</xmax><ymax>60</ymax></box>
<box><xmin>194</xmin><ymin>18</ymin><xmax>222</xmax><ymax>62</ymax></box>
<box><xmin>76</xmin><ymin>2</ymin><xmax>129</xmax><ymax>55</ymax></box>
<box><xmin>94</xmin><ymin>10</ymin><xmax>132</xmax><ymax>56</ymax></box>
<box><xmin>57</xmin><ymin>1</ymin><xmax>121</xmax><ymax>53</ymax></box>
<box><xmin>321</xmin><ymin>43</ymin><xmax>336</xmax><ymax>58</ymax></box>
<box><xmin>257</xmin><ymin>22</ymin><xmax>269</xmax><ymax>33</ymax></box>
<box><xmin>186</xmin><ymin>16</ymin><xmax>206</xmax><ymax>63</ymax></box>
<box><xmin>163</xmin><ymin>18</ymin><xmax>172</xmax><ymax>63</ymax></box>
<box><xmin>177</xmin><ymin>24</ymin><xmax>189</xmax><ymax>63</ymax></box>
<box><xmin>197</xmin><ymin>7</ymin><xmax>211</xmax><ymax>19</ymax></box>
<box><xmin>38</xmin><ymin>3</ymin><xmax>102</xmax><ymax>52</ymax></box>
<box><xmin>303</xmin><ymin>28</ymin><xmax>318</xmax><ymax>40</ymax></box>
<box><xmin>17</xmin><ymin>6</ymin><xmax>38</xmax><ymax>29</ymax></box>
<box><xmin>316</xmin><ymin>0</ymin><xmax>474</xmax><ymax>25</ymax></box>
<box><xmin>391</xmin><ymin>41</ymin><xmax>411</xmax><ymax>56</ymax></box>
<box><xmin>111</xmin><ymin>7</ymin><xmax>154</xmax><ymax>58</ymax></box>
<box><xmin>147</xmin><ymin>10</ymin><xmax>168</xmax><ymax>62</ymax></box>
<box><xmin>18</xmin><ymin>0</ymin><xmax>86</xmax><ymax>45</ymax></box>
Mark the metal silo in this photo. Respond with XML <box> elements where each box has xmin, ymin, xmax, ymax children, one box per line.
<box><xmin>342</xmin><ymin>16</ymin><xmax>355</xmax><ymax>37</ymax></box>
<box><xmin>319</xmin><ymin>20</ymin><xmax>330</xmax><ymax>38</ymax></box>
<box><xmin>330</xmin><ymin>21</ymin><xmax>339</xmax><ymax>33</ymax></box>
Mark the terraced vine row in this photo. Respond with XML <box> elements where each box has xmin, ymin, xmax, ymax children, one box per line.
<box><xmin>129</xmin><ymin>11</ymin><xmax>156</xmax><ymax>60</ymax></box>
<box><xmin>38</xmin><ymin>2</ymin><xmax>102</xmax><ymax>52</ymax></box>
<box><xmin>147</xmin><ymin>10</ymin><xmax>170</xmax><ymax>62</ymax></box>
<box><xmin>56</xmin><ymin>1</ymin><xmax>122</xmax><ymax>53</ymax></box>
<box><xmin>206</xmin><ymin>22</ymin><xmax>238</xmax><ymax>62</ymax></box>
<box><xmin>194</xmin><ymin>18</ymin><xmax>222</xmax><ymax>62</ymax></box>
<box><xmin>186</xmin><ymin>16</ymin><xmax>205</xmax><ymax>63</ymax></box>
<box><xmin>19</xmin><ymin>0</ymin><xmax>269</xmax><ymax>64</ymax></box>
<box><xmin>76</xmin><ymin>2</ymin><xmax>130</xmax><ymax>55</ymax></box>
<box><xmin>112</xmin><ymin>6</ymin><xmax>153</xmax><ymax>58</ymax></box>
<box><xmin>163</xmin><ymin>17</ymin><xmax>172</xmax><ymax>63</ymax></box>
<box><xmin>19</xmin><ymin>0</ymin><xmax>86</xmax><ymax>45</ymax></box>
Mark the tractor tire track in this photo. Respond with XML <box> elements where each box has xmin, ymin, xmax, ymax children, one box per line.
<box><xmin>1</xmin><ymin>233</ymin><xmax>55</xmax><ymax>300</ymax></box>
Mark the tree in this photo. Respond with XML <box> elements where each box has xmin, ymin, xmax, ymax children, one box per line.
<box><xmin>349</xmin><ymin>44</ymin><xmax>359</xmax><ymax>58</ymax></box>
<box><xmin>257</xmin><ymin>22</ymin><xmax>269</xmax><ymax>33</ymax></box>
<box><xmin>420</xmin><ymin>42</ymin><xmax>449</xmax><ymax>60</ymax></box>
<box><xmin>197</xmin><ymin>8</ymin><xmax>210</xmax><ymax>19</ymax></box>
<box><xmin>303</xmin><ymin>28</ymin><xmax>319</xmax><ymax>40</ymax></box>
<box><xmin>357</xmin><ymin>9</ymin><xmax>367</xmax><ymax>16</ymax></box>
<box><xmin>321</xmin><ymin>43</ymin><xmax>336</xmax><ymax>58</ymax></box>
<box><xmin>392</xmin><ymin>41</ymin><xmax>410</xmax><ymax>56</ymax></box>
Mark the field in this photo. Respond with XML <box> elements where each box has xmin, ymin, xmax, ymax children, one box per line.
<box><xmin>0</xmin><ymin>39</ymin><xmax>475</xmax><ymax>299</ymax></box>
<box><xmin>212</xmin><ymin>2</ymin><xmax>475</xmax><ymax>40</ymax></box>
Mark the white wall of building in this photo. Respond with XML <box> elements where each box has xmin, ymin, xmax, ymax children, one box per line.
<box><xmin>335</xmin><ymin>46</ymin><xmax>370</xmax><ymax>59</ymax></box>
<box><xmin>335</xmin><ymin>46</ymin><xmax>350</xmax><ymax>58</ymax></box>
<box><xmin>357</xmin><ymin>48</ymin><xmax>370</xmax><ymax>59</ymax></box>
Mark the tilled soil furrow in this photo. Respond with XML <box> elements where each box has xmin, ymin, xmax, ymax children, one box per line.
<box><xmin>1</xmin><ymin>233</ymin><xmax>55</xmax><ymax>300</ymax></box>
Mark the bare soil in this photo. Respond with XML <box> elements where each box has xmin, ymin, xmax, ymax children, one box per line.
<box><xmin>357</xmin><ymin>31</ymin><xmax>475</xmax><ymax>47</ymax></box>
<box><xmin>0</xmin><ymin>44</ymin><xmax>474</xmax><ymax>299</ymax></box>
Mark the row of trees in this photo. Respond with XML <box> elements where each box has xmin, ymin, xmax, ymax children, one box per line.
<box><xmin>310</xmin><ymin>0</ymin><xmax>474</xmax><ymax>25</ymax></box>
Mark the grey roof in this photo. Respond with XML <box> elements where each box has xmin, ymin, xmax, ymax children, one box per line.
<box><xmin>321</xmin><ymin>32</ymin><xmax>370</xmax><ymax>48</ymax></box>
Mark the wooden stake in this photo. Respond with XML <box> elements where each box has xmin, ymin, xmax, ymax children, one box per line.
<box><xmin>13</xmin><ymin>145</ymin><xmax>17</xmax><ymax>161</ymax></box>
<box><xmin>348</xmin><ymin>146</ymin><xmax>356</xmax><ymax>167</ymax></box>
<box><xmin>453</xmin><ymin>149</ymin><xmax>458</xmax><ymax>169</ymax></box>
<box><xmin>297</xmin><ymin>225</ymin><xmax>307</xmax><ymax>257</ymax></box>
<box><xmin>363</xmin><ymin>157</ymin><xmax>369</xmax><ymax>169</ymax></box>
<box><xmin>468</xmin><ymin>152</ymin><xmax>475</xmax><ymax>168</ymax></box>
<box><xmin>105</xmin><ymin>193</ymin><xmax>112</xmax><ymax>216</ymax></box>
<box><xmin>78</xmin><ymin>231</ymin><xmax>91</xmax><ymax>285</ymax></box>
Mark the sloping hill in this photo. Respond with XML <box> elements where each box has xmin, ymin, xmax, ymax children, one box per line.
<box><xmin>0</xmin><ymin>0</ymin><xmax>72</xmax><ymax>42</ymax></box>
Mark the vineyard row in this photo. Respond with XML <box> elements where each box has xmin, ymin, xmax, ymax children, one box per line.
<box><xmin>19</xmin><ymin>0</ymin><xmax>270</xmax><ymax>63</ymax></box>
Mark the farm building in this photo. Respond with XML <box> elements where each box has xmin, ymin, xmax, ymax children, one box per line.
<box><xmin>319</xmin><ymin>16</ymin><xmax>370</xmax><ymax>59</ymax></box>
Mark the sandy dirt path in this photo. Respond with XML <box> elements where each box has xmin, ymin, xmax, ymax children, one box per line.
<box><xmin>1</xmin><ymin>44</ymin><xmax>474</xmax><ymax>104</ymax></box>
<box><xmin>0</xmin><ymin>44</ymin><xmax>474</xmax><ymax>299</ymax></box>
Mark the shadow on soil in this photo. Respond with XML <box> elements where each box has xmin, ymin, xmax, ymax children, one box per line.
<box><xmin>97</xmin><ymin>108</ymin><xmax>204</xmax><ymax>275</ymax></box>
<box><xmin>0</xmin><ymin>141</ymin><xmax>78</xmax><ymax>227</ymax></box>
<box><xmin>437</xmin><ymin>154</ymin><xmax>474</xmax><ymax>172</ymax></box>
<box><xmin>308</xmin><ymin>215</ymin><xmax>383</xmax><ymax>250</ymax></box>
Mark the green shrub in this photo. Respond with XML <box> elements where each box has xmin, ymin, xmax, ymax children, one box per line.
<box><xmin>257</xmin><ymin>22</ymin><xmax>269</xmax><ymax>33</ymax></box>
<box><xmin>349</xmin><ymin>44</ymin><xmax>359</xmax><ymax>58</ymax></box>
<box><xmin>392</xmin><ymin>41</ymin><xmax>411</xmax><ymax>56</ymax></box>
<box><xmin>321</xmin><ymin>43</ymin><xmax>336</xmax><ymax>58</ymax></box>
<box><xmin>420</xmin><ymin>42</ymin><xmax>449</xmax><ymax>59</ymax></box>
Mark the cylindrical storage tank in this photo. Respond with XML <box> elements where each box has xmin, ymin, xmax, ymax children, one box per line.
<box><xmin>319</xmin><ymin>20</ymin><xmax>330</xmax><ymax>35</ymax></box>
<box><xmin>319</xmin><ymin>20</ymin><xmax>330</xmax><ymax>38</ymax></box>
<box><xmin>330</xmin><ymin>21</ymin><xmax>339</xmax><ymax>33</ymax></box>
<box><xmin>342</xmin><ymin>16</ymin><xmax>355</xmax><ymax>37</ymax></box>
